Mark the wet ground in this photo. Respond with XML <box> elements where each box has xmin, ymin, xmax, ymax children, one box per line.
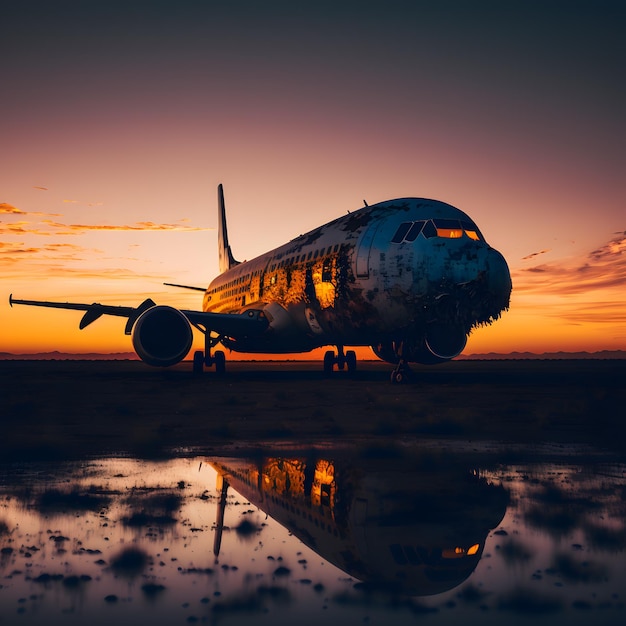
<box><xmin>1</xmin><ymin>444</ymin><xmax>625</xmax><ymax>626</ymax></box>
<box><xmin>1</xmin><ymin>360</ymin><xmax>626</xmax><ymax>625</ymax></box>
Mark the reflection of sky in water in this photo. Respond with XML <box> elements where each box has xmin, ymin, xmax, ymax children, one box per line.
<box><xmin>0</xmin><ymin>450</ymin><xmax>625</xmax><ymax>625</ymax></box>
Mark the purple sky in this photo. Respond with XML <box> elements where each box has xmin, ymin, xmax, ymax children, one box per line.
<box><xmin>2</xmin><ymin>1</ymin><xmax>624</xmax><ymax>353</ymax></box>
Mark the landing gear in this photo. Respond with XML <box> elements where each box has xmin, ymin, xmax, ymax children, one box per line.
<box><xmin>323</xmin><ymin>345</ymin><xmax>357</xmax><ymax>376</ymax></box>
<box><xmin>192</xmin><ymin>330</ymin><xmax>226</xmax><ymax>376</ymax></box>
<box><xmin>213</xmin><ymin>350</ymin><xmax>226</xmax><ymax>375</ymax></box>
<box><xmin>193</xmin><ymin>350</ymin><xmax>204</xmax><ymax>375</ymax></box>
<box><xmin>390</xmin><ymin>359</ymin><xmax>413</xmax><ymax>384</ymax></box>
<box><xmin>193</xmin><ymin>348</ymin><xmax>227</xmax><ymax>376</ymax></box>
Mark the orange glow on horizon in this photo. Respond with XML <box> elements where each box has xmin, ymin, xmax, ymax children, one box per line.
<box><xmin>3</xmin><ymin>230</ymin><xmax>626</xmax><ymax>357</ymax></box>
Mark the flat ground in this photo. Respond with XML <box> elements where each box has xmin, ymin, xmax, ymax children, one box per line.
<box><xmin>1</xmin><ymin>359</ymin><xmax>625</xmax><ymax>460</ymax></box>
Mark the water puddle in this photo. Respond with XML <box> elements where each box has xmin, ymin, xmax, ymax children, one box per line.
<box><xmin>1</xmin><ymin>442</ymin><xmax>625</xmax><ymax>625</ymax></box>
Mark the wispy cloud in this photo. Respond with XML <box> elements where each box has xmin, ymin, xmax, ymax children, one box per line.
<box><xmin>1</xmin><ymin>202</ymin><xmax>61</xmax><ymax>218</ymax></box>
<box><xmin>554</xmin><ymin>301</ymin><xmax>626</xmax><ymax>325</ymax></box>
<box><xmin>1</xmin><ymin>241</ymin><xmax>97</xmax><ymax>264</ymax></box>
<box><xmin>0</xmin><ymin>242</ymin><xmax>41</xmax><ymax>255</ymax></box>
<box><xmin>1</xmin><ymin>203</ymin><xmax>212</xmax><ymax>237</ymax></box>
<box><xmin>514</xmin><ymin>232</ymin><xmax>626</xmax><ymax>296</ymax></box>
<box><xmin>1</xmin><ymin>222</ymin><xmax>30</xmax><ymax>235</ymax></box>
<box><xmin>521</xmin><ymin>248</ymin><xmax>551</xmax><ymax>261</ymax></box>
<box><xmin>1</xmin><ymin>222</ymin><xmax>56</xmax><ymax>236</ymax></box>
<box><xmin>1</xmin><ymin>203</ymin><xmax>26</xmax><ymax>215</ymax></box>
<box><xmin>32</xmin><ymin>266</ymin><xmax>170</xmax><ymax>280</ymax></box>
<box><xmin>40</xmin><ymin>220</ymin><xmax>212</xmax><ymax>234</ymax></box>
<box><xmin>4</xmin><ymin>261</ymin><xmax>171</xmax><ymax>286</ymax></box>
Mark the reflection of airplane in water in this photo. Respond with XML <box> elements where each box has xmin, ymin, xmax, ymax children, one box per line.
<box><xmin>211</xmin><ymin>454</ymin><xmax>508</xmax><ymax>595</ymax></box>
<box><xmin>10</xmin><ymin>185</ymin><xmax>511</xmax><ymax>381</ymax></box>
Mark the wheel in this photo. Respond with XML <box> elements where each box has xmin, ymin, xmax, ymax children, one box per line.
<box><xmin>391</xmin><ymin>370</ymin><xmax>404</xmax><ymax>384</ymax></box>
<box><xmin>323</xmin><ymin>350</ymin><xmax>335</xmax><ymax>376</ymax></box>
<box><xmin>345</xmin><ymin>350</ymin><xmax>357</xmax><ymax>373</ymax></box>
<box><xmin>214</xmin><ymin>350</ymin><xmax>226</xmax><ymax>376</ymax></box>
<box><xmin>193</xmin><ymin>350</ymin><xmax>205</xmax><ymax>375</ymax></box>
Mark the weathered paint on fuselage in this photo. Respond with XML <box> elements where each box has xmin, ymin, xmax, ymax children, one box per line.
<box><xmin>203</xmin><ymin>198</ymin><xmax>511</xmax><ymax>361</ymax></box>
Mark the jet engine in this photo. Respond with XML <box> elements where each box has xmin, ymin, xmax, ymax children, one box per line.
<box><xmin>372</xmin><ymin>324</ymin><xmax>467</xmax><ymax>365</ymax></box>
<box><xmin>424</xmin><ymin>323</ymin><xmax>467</xmax><ymax>360</ymax></box>
<box><xmin>132</xmin><ymin>305</ymin><xmax>193</xmax><ymax>367</ymax></box>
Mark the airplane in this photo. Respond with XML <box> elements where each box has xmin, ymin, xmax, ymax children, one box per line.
<box><xmin>9</xmin><ymin>184</ymin><xmax>511</xmax><ymax>382</ymax></box>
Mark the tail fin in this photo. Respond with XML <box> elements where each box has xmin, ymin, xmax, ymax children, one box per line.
<box><xmin>218</xmin><ymin>184</ymin><xmax>240</xmax><ymax>273</ymax></box>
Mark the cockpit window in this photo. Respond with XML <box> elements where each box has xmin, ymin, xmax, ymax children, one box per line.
<box><xmin>392</xmin><ymin>218</ymin><xmax>485</xmax><ymax>242</ymax></box>
<box><xmin>404</xmin><ymin>220</ymin><xmax>425</xmax><ymax>242</ymax></box>
<box><xmin>391</xmin><ymin>222</ymin><xmax>412</xmax><ymax>243</ymax></box>
<box><xmin>460</xmin><ymin>220</ymin><xmax>483</xmax><ymax>241</ymax></box>
<box><xmin>433</xmin><ymin>219</ymin><xmax>463</xmax><ymax>238</ymax></box>
<box><xmin>422</xmin><ymin>220</ymin><xmax>437</xmax><ymax>238</ymax></box>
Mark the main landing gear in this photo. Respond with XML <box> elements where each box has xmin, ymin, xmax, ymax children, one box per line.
<box><xmin>193</xmin><ymin>331</ymin><xmax>226</xmax><ymax>376</ymax></box>
<box><xmin>324</xmin><ymin>345</ymin><xmax>357</xmax><ymax>376</ymax></box>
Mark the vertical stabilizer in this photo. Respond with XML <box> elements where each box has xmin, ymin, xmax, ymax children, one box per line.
<box><xmin>218</xmin><ymin>184</ymin><xmax>240</xmax><ymax>273</ymax></box>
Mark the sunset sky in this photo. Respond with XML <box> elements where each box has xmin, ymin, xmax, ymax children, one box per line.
<box><xmin>2</xmin><ymin>0</ymin><xmax>624</xmax><ymax>356</ymax></box>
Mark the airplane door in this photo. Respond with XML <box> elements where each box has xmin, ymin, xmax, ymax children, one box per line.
<box><xmin>356</xmin><ymin>221</ymin><xmax>382</xmax><ymax>278</ymax></box>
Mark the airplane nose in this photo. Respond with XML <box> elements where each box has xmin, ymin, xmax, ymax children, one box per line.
<box><xmin>486</xmin><ymin>248</ymin><xmax>512</xmax><ymax>301</ymax></box>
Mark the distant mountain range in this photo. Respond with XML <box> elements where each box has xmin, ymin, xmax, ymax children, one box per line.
<box><xmin>1</xmin><ymin>350</ymin><xmax>625</xmax><ymax>360</ymax></box>
<box><xmin>0</xmin><ymin>351</ymin><xmax>140</xmax><ymax>360</ymax></box>
<box><xmin>457</xmin><ymin>350</ymin><xmax>626</xmax><ymax>360</ymax></box>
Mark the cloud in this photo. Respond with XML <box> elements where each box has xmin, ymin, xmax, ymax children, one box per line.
<box><xmin>0</xmin><ymin>222</ymin><xmax>32</xmax><ymax>235</ymax></box>
<box><xmin>1</xmin><ymin>203</ymin><xmax>212</xmax><ymax>237</ymax></box>
<box><xmin>1</xmin><ymin>202</ymin><xmax>61</xmax><ymax>220</ymax></box>
<box><xmin>1</xmin><ymin>203</ymin><xmax>26</xmax><ymax>215</ymax></box>
<box><xmin>0</xmin><ymin>241</ymin><xmax>97</xmax><ymax>265</ymax></box>
<box><xmin>514</xmin><ymin>232</ymin><xmax>626</xmax><ymax>296</ymax></box>
<box><xmin>39</xmin><ymin>220</ymin><xmax>212</xmax><ymax>234</ymax></box>
<box><xmin>0</xmin><ymin>242</ymin><xmax>41</xmax><ymax>255</ymax></box>
<box><xmin>556</xmin><ymin>302</ymin><xmax>626</xmax><ymax>325</ymax></box>
<box><xmin>590</xmin><ymin>231</ymin><xmax>626</xmax><ymax>259</ymax></box>
<box><xmin>521</xmin><ymin>249</ymin><xmax>551</xmax><ymax>261</ymax></box>
<box><xmin>33</xmin><ymin>186</ymin><xmax>48</xmax><ymax>191</ymax></box>
<box><xmin>34</xmin><ymin>266</ymin><xmax>169</xmax><ymax>280</ymax></box>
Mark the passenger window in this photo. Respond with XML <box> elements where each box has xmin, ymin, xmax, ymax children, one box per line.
<box><xmin>322</xmin><ymin>258</ymin><xmax>333</xmax><ymax>282</ymax></box>
<box><xmin>391</xmin><ymin>222</ymin><xmax>412</xmax><ymax>243</ymax></box>
<box><xmin>405</xmin><ymin>220</ymin><xmax>425</xmax><ymax>242</ymax></box>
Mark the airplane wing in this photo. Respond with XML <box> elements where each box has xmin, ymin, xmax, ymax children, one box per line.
<box><xmin>9</xmin><ymin>295</ymin><xmax>268</xmax><ymax>337</ymax></box>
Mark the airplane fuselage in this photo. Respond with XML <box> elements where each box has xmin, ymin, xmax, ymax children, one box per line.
<box><xmin>203</xmin><ymin>198</ymin><xmax>511</xmax><ymax>364</ymax></box>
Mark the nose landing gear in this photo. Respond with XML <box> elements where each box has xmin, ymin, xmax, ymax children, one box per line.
<box><xmin>390</xmin><ymin>359</ymin><xmax>413</xmax><ymax>384</ymax></box>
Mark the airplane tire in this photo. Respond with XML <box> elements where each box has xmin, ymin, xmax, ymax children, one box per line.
<box><xmin>193</xmin><ymin>351</ymin><xmax>205</xmax><ymax>375</ymax></box>
<box><xmin>346</xmin><ymin>350</ymin><xmax>357</xmax><ymax>373</ymax></box>
<box><xmin>214</xmin><ymin>350</ymin><xmax>226</xmax><ymax>376</ymax></box>
<box><xmin>391</xmin><ymin>370</ymin><xmax>407</xmax><ymax>384</ymax></box>
<box><xmin>323</xmin><ymin>351</ymin><xmax>335</xmax><ymax>376</ymax></box>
